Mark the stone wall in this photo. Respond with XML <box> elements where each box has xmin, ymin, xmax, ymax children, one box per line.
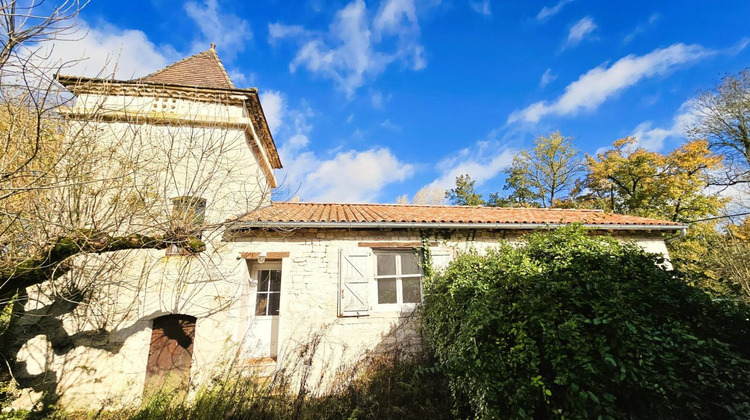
<box><xmin>10</xmin><ymin>226</ymin><xmax>671</xmax><ymax>409</ymax></box>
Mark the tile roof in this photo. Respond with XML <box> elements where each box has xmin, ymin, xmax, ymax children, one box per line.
<box><xmin>237</xmin><ymin>202</ymin><xmax>685</xmax><ymax>230</ymax></box>
<box><xmin>137</xmin><ymin>45</ymin><xmax>235</xmax><ymax>89</ymax></box>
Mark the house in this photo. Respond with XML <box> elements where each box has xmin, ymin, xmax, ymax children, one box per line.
<box><xmin>10</xmin><ymin>47</ymin><xmax>687</xmax><ymax>409</ymax></box>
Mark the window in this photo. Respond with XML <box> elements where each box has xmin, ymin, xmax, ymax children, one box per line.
<box><xmin>171</xmin><ymin>196</ymin><xmax>207</xmax><ymax>226</ymax></box>
<box><xmin>255</xmin><ymin>269</ymin><xmax>282</xmax><ymax>316</ymax></box>
<box><xmin>374</xmin><ymin>250</ymin><xmax>423</xmax><ymax>306</ymax></box>
<box><xmin>167</xmin><ymin>196</ymin><xmax>207</xmax><ymax>255</ymax></box>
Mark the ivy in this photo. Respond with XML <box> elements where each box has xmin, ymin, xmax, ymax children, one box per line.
<box><xmin>421</xmin><ymin>226</ymin><xmax>750</xmax><ymax>419</ymax></box>
<box><xmin>419</xmin><ymin>233</ymin><xmax>433</xmax><ymax>280</ymax></box>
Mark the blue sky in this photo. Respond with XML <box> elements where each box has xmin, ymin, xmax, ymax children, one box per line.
<box><xmin>43</xmin><ymin>0</ymin><xmax>750</xmax><ymax>203</ymax></box>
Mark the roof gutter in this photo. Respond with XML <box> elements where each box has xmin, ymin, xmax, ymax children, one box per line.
<box><xmin>665</xmin><ymin>227</ymin><xmax>689</xmax><ymax>243</ymax></box>
<box><xmin>232</xmin><ymin>221</ymin><xmax>688</xmax><ymax>232</ymax></box>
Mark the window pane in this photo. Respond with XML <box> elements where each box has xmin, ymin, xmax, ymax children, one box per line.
<box><xmin>400</xmin><ymin>252</ymin><xmax>421</xmax><ymax>275</ymax></box>
<box><xmin>258</xmin><ymin>270</ymin><xmax>270</xmax><ymax>292</ymax></box>
<box><xmin>269</xmin><ymin>270</ymin><xmax>282</xmax><ymax>291</ymax></box>
<box><xmin>402</xmin><ymin>278</ymin><xmax>422</xmax><ymax>303</ymax></box>
<box><xmin>255</xmin><ymin>293</ymin><xmax>268</xmax><ymax>316</ymax></box>
<box><xmin>377</xmin><ymin>279</ymin><xmax>397</xmax><ymax>304</ymax></box>
<box><xmin>377</xmin><ymin>254</ymin><xmax>397</xmax><ymax>276</ymax></box>
<box><xmin>268</xmin><ymin>293</ymin><xmax>280</xmax><ymax>316</ymax></box>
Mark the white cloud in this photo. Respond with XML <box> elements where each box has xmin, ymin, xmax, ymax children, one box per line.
<box><xmin>426</xmin><ymin>141</ymin><xmax>517</xmax><ymax>191</ymax></box>
<box><xmin>301</xmin><ymin>148</ymin><xmax>414</xmax><ymax>202</ymax></box>
<box><xmin>268</xmin><ymin>23</ymin><xmax>309</xmax><ymax>45</ymax></box>
<box><xmin>508</xmin><ymin>43</ymin><xmax>714</xmax><ymax>124</ymax></box>
<box><xmin>629</xmin><ymin>101</ymin><xmax>697</xmax><ymax>151</ymax></box>
<box><xmin>260</xmin><ymin>90</ymin><xmax>285</xmax><ymax>134</ymax></box>
<box><xmin>591</xmin><ymin>101</ymin><xmax>698</xmax><ymax>156</ymax></box>
<box><xmin>269</xmin><ymin>0</ymin><xmax>431</xmax><ymax>96</ymax></box>
<box><xmin>539</xmin><ymin>68</ymin><xmax>557</xmax><ymax>88</ymax></box>
<box><xmin>380</xmin><ymin>119</ymin><xmax>401</xmax><ymax>131</ymax></box>
<box><xmin>370</xmin><ymin>90</ymin><xmax>392</xmax><ymax>108</ymax></box>
<box><xmin>564</xmin><ymin>16</ymin><xmax>596</xmax><ymax>49</ymax></box>
<box><xmin>267</xmin><ymin>89</ymin><xmax>414</xmax><ymax>202</ymax></box>
<box><xmin>623</xmin><ymin>13</ymin><xmax>660</xmax><ymax>44</ymax></box>
<box><xmin>373</xmin><ymin>0</ymin><xmax>418</xmax><ymax>36</ymax></box>
<box><xmin>27</xmin><ymin>2</ymin><xmax>253</xmax><ymax>84</ymax></box>
<box><xmin>537</xmin><ymin>0</ymin><xmax>573</xmax><ymax>21</ymax></box>
<box><xmin>26</xmin><ymin>19</ymin><xmax>178</xmax><ymax>80</ymax></box>
<box><xmin>184</xmin><ymin>0</ymin><xmax>252</xmax><ymax>60</ymax></box>
<box><xmin>371</xmin><ymin>91</ymin><xmax>384</xmax><ymax>108</ymax></box>
<box><xmin>469</xmin><ymin>0</ymin><xmax>492</xmax><ymax>17</ymax></box>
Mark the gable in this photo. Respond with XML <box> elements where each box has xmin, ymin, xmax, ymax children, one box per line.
<box><xmin>138</xmin><ymin>46</ymin><xmax>235</xmax><ymax>89</ymax></box>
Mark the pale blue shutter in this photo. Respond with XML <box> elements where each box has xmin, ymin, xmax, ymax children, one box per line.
<box><xmin>338</xmin><ymin>248</ymin><xmax>372</xmax><ymax>317</ymax></box>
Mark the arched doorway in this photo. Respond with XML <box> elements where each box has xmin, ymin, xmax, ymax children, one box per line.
<box><xmin>143</xmin><ymin>314</ymin><xmax>196</xmax><ymax>395</ymax></box>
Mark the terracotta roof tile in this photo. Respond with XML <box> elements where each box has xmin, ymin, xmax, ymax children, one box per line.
<box><xmin>238</xmin><ymin>202</ymin><xmax>685</xmax><ymax>229</ymax></box>
<box><xmin>137</xmin><ymin>46</ymin><xmax>235</xmax><ymax>89</ymax></box>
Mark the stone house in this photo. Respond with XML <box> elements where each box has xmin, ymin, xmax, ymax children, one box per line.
<box><xmin>10</xmin><ymin>47</ymin><xmax>687</xmax><ymax>409</ymax></box>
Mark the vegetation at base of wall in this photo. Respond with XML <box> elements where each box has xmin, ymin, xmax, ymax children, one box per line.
<box><xmin>421</xmin><ymin>226</ymin><xmax>750</xmax><ymax>419</ymax></box>
<box><xmin>1</xmin><ymin>351</ymin><xmax>453</xmax><ymax>420</ymax></box>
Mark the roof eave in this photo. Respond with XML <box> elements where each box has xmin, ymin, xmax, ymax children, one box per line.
<box><xmin>55</xmin><ymin>74</ymin><xmax>259</xmax><ymax>95</ymax></box>
<box><xmin>54</xmin><ymin>74</ymin><xmax>283</xmax><ymax>171</ymax></box>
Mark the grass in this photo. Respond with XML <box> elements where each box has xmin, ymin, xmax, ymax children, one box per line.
<box><xmin>2</xmin><ymin>350</ymin><xmax>454</xmax><ymax>420</ymax></box>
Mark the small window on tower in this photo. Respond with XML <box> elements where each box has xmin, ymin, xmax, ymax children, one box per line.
<box><xmin>167</xmin><ymin>196</ymin><xmax>207</xmax><ymax>255</ymax></box>
<box><xmin>171</xmin><ymin>196</ymin><xmax>207</xmax><ymax>225</ymax></box>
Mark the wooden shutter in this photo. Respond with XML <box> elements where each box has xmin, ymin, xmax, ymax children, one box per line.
<box><xmin>339</xmin><ymin>248</ymin><xmax>372</xmax><ymax>317</ymax></box>
<box><xmin>430</xmin><ymin>247</ymin><xmax>454</xmax><ymax>271</ymax></box>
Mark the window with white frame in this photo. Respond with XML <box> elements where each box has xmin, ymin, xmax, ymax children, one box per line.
<box><xmin>255</xmin><ymin>269</ymin><xmax>281</xmax><ymax>316</ymax></box>
<box><xmin>373</xmin><ymin>250</ymin><xmax>423</xmax><ymax>306</ymax></box>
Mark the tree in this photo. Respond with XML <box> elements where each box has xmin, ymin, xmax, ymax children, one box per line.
<box><xmin>398</xmin><ymin>186</ymin><xmax>448</xmax><ymax>205</ymax></box>
<box><xmin>669</xmin><ymin>219</ymin><xmax>750</xmax><ymax>301</ymax></box>
<box><xmin>585</xmin><ymin>137</ymin><xmax>725</xmax><ymax>222</ymax></box>
<box><xmin>0</xmin><ymin>0</ymin><xmax>83</xmax><ymax>71</ymax></box>
<box><xmin>412</xmin><ymin>185</ymin><xmax>448</xmax><ymax>205</ymax></box>
<box><xmin>445</xmin><ymin>174</ymin><xmax>485</xmax><ymax>206</ymax></box>
<box><xmin>689</xmin><ymin>68</ymin><xmax>750</xmax><ymax>187</ymax></box>
<box><xmin>422</xmin><ymin>226</ymin><xmax>750</xmax><ymax>419</ymax></box>
<box><xmin>502</xmin><ymin>131</ymin><xmax>582</xmax><ymax>208</ymax></box>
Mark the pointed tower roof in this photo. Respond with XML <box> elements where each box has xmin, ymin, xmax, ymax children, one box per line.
<box><xmin>137</xmin><ymin>44</ymin><xmax>235</xmax><ymax>89</ymax></box>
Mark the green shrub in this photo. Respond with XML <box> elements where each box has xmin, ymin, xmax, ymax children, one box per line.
<box><xmin>421</xmin><ymin>226</ymin><xmax>750</xmax><ymax>419</ymax></box>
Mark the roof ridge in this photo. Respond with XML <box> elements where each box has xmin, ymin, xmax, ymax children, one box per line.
<box><xmin>207</xmin><ymin>45</ymin><xmax>236</xmax><ymax>89</ymax></box>
<box><xmin>271</xmin><ymin>201</ymin><xmax>604</xmax><ymax>212</ymax></box>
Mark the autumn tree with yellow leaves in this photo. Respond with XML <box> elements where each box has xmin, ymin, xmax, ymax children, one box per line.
<box><xmin>502</xmin><ymin>131</ymin><xmax>583</xmax><ymax>208</ymax></box>
<box><xmin>584</xmin><ymin>137</ymin><xmax>726</xmax><ymax>222</ymax></box>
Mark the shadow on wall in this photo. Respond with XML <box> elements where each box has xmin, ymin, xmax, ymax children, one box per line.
<box><xmin>3</xmin><ymin>291</ymin><xmax>431</xmax><ymax>414</ymax></box>
<box><xmin>2</xmin><ymin>286</ymin><xmax>149</xmax><ymax>409</ymax></box>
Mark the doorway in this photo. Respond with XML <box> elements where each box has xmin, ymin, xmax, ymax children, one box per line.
<box><xmin>143</xmin><ymin>314</ymin><xmax>196</xmax><ymax>395</ymax></box>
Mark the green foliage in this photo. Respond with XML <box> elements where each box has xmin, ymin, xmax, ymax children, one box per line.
<box><xmin>421</xmin><ymin>226</ymin><xmax>750</xmax><ymax>419</ymax></box>
<box><xmin>503</xmin><ymin>131</ymin><xmax>582</xmax><ymax>208</ymax></box>
<box><xmin>669</xmin><ymin>221</ymin><xmax>750</xmax><ymax>301</ymax></box>
<box><xmin>446</xmin><ymin>174</ymin><xmax>485</xmax><ymax>206</ymax></box>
